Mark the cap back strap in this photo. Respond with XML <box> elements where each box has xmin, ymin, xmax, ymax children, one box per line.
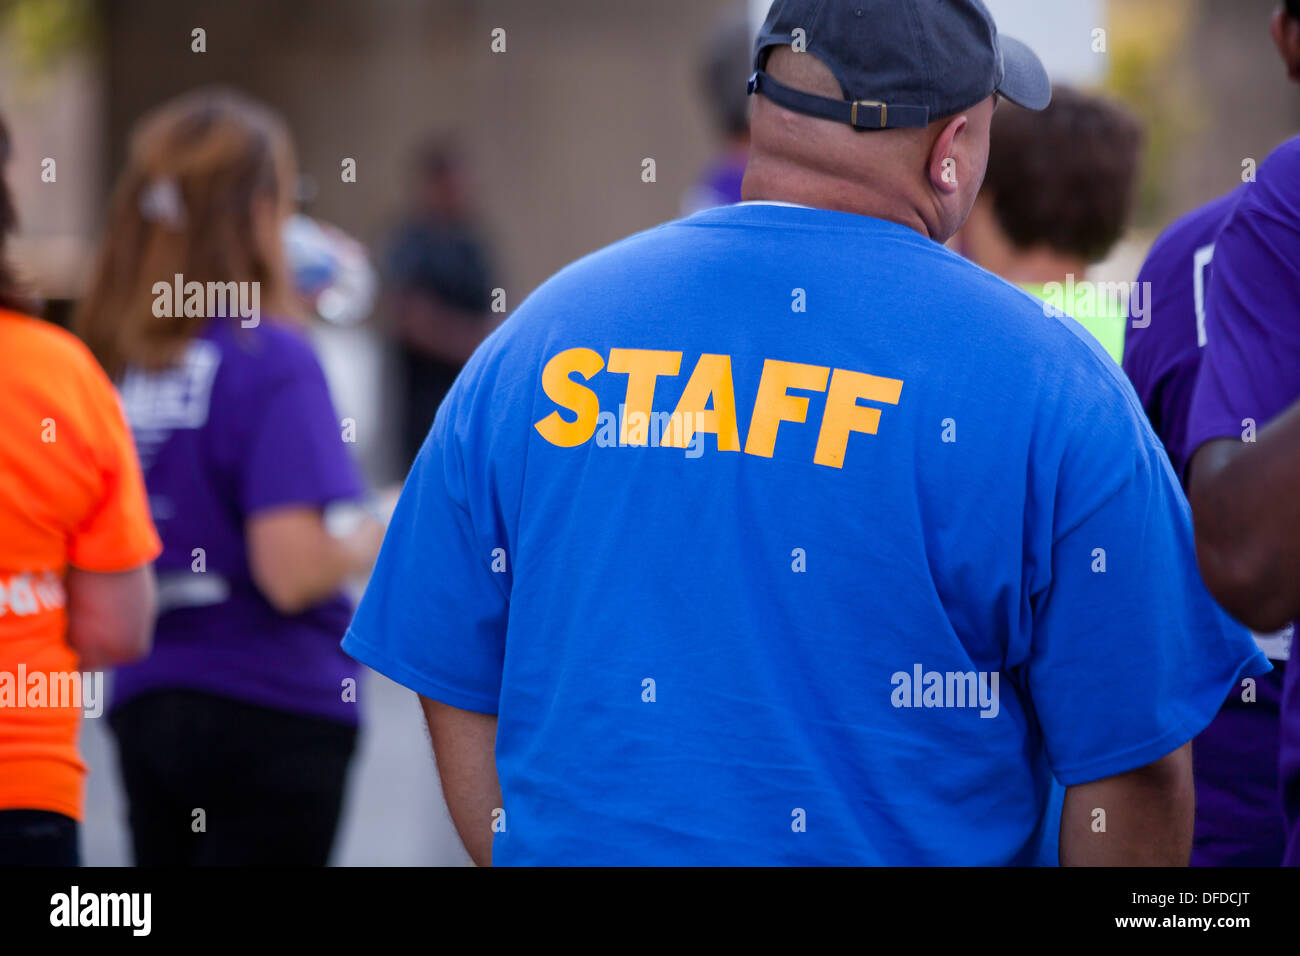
<box><xmin>747</xmin><ymin>71</ymin><xmax>930</xmax><ymax>131</ymax></box>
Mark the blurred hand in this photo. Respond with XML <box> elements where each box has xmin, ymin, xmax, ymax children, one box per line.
<box><xmin>345</xmin><ymin>515</ymin><xmax>387</xmax><ymax>578</ymax></box>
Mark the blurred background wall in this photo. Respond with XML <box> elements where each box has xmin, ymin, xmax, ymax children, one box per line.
<box><xmin>6</xmin><ymin>0</ymin><xmax>1300</xmax><ymax>305</ymax></box>
<box><xmin>102</xmin><ymin>0</ymin><xmax>737</xmax><ymax>298</ymax></box>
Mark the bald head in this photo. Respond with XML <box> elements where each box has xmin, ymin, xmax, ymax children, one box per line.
<box><xmin>741</xmin><ymin>46</ymin><xmax>995</xmax><ymax>243</ymax></box>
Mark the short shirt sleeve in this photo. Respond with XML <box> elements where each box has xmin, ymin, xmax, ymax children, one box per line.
<box><xmin>238</xmin><ymin>341</ymin><xmax>363</xmax><ymax>516</ymax></box>
<box><xmin>1122</xmin><ymin>242</ymin><xmax>1203</xmax><ymax>479</ymax></box>
<box><xmin>342</xmin><ymin>378</ymin><xmax>509</xmax><ymax>714</ymax></box>
<box><xmin>1026</xmin><ymin>376</ymin><xmax>1270</xmax><ymax>785</ymax></box>
<box><xmin>68</xmin><ymin>355</ymin><xmax>162</xmax><ymax>572</ymax></box>
<box><xmin>1187</xmin><ymin>139</ymin><xmax>1300</xmax><ymax>451</ymax></box>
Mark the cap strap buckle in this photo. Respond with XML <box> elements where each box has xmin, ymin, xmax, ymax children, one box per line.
<box><xmin>850</xmin><ymin>100</ymin><xmax>888</xmax><ymax>130</ymax></box>
<box><xmin>748</xmin><ymin>70</ymin><xmax>930</xmax><ymax>130</ymax></box>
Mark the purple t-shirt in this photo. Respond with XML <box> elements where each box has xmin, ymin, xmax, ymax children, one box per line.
<box><xmin>1125</xmin><ymin>184</ymin><xmax>1291</xmax><ymax>866</ymax></box>
<box><xmin>111</xmin><ymin>318</ymin><xmax>364</xmax><ymax>724</ymax></box>
<box><xmin>1184</xmin><ymin>136</ymin><xmax>1300</xmax><ymax>866</ymax></box>
<box><xmin>1124</xmin><ymin>188</ymin><xmax>1243</xmax><ymax>477</ymax></box>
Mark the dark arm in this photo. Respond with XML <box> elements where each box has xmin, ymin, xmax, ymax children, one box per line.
<box><xmin>1059</xmin><ymin>743</ymin><xmax>1194</xmax><ymax>866</ymax></box>
<box><xmin>1187</xmin><ymin>397</ymin><xmax>1300</xmax><ymax>631</ymax></box>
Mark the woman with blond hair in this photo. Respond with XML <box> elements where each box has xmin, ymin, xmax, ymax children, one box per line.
<box><xmin>77</xmin><ymin>88</ymin><xmax>383</xmax><ymax>866</ymax></box>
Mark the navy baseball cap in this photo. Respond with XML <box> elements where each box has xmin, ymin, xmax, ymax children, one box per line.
<box><xmin>747</xmin><ymin>0</ymin><xmax>1051</xmax><ymax>131</ymax></box>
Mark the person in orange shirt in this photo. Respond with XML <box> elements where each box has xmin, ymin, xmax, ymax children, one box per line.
<box><xmin>0</xmin><ymin>115</ymin><xmax>161</xmax><ymax>866</ymax></box>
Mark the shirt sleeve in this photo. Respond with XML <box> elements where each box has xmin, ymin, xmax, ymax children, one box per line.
<box><xmin>1122</xmin><ymin>264</ymin><xmax>1170</xmax><ymax>454</ymax></box>
<box><xmin>238</xmin><ymin>344</ymin><xmax>364</xmax><ymax>515</ymax></box>
<box><xmin>342</xmin><ymin>384</ymin><xmax>509</xmax><ymax>714</ymax></box>
<box><xmin>68</xmin><ymin>357</ymin><xmax>162</xmax><ymax>572</ymax></box>
<box><xmin>1026</xmin><ymin>397</ymin><xmax>1270</xmax><ymax>786</ymax></box>
<box><xmin>1122</xmin><ymin>250</ymin><xmax>1205</xmax><ymax>481</ymax></box>
<box><xmin>1187</xmin><ymin>149</ymin><xmax>1300</xmax><ymax>452</ymax></box>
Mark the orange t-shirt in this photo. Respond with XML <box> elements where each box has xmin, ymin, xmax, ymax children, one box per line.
<box><xmin>0</xmin><ymin>310</ymin><xmax>161</xmax><ymax>820</ymax></box>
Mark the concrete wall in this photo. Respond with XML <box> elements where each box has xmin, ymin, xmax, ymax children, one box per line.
<box><xmin>102</xmin><ymin>0</ymin><xmax>741</xmax><ymax>300</ymax></box>
<box><xmin>14</xmin><ymin>0</ymin><xmax>1292</xmax><ymax>301</ymax></box>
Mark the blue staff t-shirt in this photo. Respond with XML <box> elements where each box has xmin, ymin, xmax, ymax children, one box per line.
<box><xmin>344</xmin><ymin>202</ymin><xmax>1267</xmax><ymax>865</ymax></box>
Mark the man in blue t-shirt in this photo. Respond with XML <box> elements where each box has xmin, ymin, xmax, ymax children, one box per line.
<box><xmin>344</xmin><ymin>0</ymin><xmax>1267</xmax><ymax>866</ymax></box>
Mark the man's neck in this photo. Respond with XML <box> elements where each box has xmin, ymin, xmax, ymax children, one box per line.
<box><xmin>741</xmin><ymin>157</ymin><xmax>933</xmax><ymax>239</ymax></box>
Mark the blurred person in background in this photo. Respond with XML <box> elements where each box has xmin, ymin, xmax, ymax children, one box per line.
<box><xmin>1124</xmin><ymin>0</ymin><xmax>1300</xmax><ymax>867</ymax></box>
<box><xmin>75</xmin><ymin>88</ymin><xmax>384</xmax><ymax>866</ymax></box>
<box><xmin>956</xmin><ymin>85</ymin><xmax>1143</xmax><ymax>363</ymax></box>
<box><xmin>0</xmin><ymin>115</ymin><xmax>160</xmax><ymax>866</ymax></box>
<box><xmin>681</xmin><ymin>5</ymin><xmax>752</xmax><ymax>213</ymax></box>
<box><xmin>1181</xmin><ymin>0</ymin><xmax>1300</xmax><ymax>868</ymax></box>
<box><xmin>387</xmin><ymin>138</ymin><xmax>497</xmax><ymax>468</ymax></box>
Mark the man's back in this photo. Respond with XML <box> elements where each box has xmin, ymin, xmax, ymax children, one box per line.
<box><xmin>346</xmin><ymin>203</ymin><xmax>1262</xmax><ymax>864</ymax></box>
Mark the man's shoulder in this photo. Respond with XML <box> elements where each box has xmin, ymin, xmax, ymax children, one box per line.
<box><xmin>1234</xmin><ymin>135</ymin><xmax>1300</xmax><ymax>221</ymax></box>
<box><xmin>490</xmin><ymin>206</ymin><xmax>1119</xmax><ymax>376</ymax></box>
<box><xmin>513</xmin><ymin>209</ymin><xmax>1096</xmax><ymax>341</ymax></box>
<box><xmin>1141</xmin><ymin>189</ymin><xmax>1243</xmax><ymax>283</ymax></box>
<box><xmin>1259</xmin><ymin>134</ymin><xmax>1300</xmax><ymax>183</ymax></box>
<box><xmin>953</xmin><ymin>271</ymin><xmax>1154</xmax><ymax>440</ymax></box>
<box><xmin>944</xmin><ymin>257</ymin><xmax>1127</xmax><ymax>375</ymax></box>
<box><xmin>528</xmin><ymin>205</ymin><xmax>1044</xmax><ymax>309</ymax></box>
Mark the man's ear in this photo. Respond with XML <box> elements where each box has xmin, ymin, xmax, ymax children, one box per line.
<box><xmin>1270</xmin><ymin>7</ymin><xmax>1300</xmax><ymax>81</ymax></box>
<box><xmin>928</xmin><ymin>114</ymin><xmax>968</xmax><ymax>195</ymax></box>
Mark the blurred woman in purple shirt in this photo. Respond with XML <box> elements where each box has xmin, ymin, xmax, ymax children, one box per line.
<box><xmin>76</xmin><ymin>88</ymin><xmax>383</xmax><ymax>865</ymax></box>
